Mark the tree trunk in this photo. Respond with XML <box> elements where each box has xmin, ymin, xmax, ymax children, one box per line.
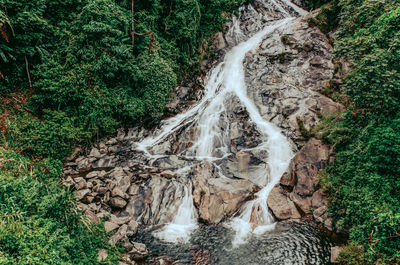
<box><xmin>24</xmin><ymin>54</ymin><xmax>32</xmax><ymax>91</ymax></box>
<box><xmin>131</xmin><ymin>0</ymin><xmax>135</xmax><ymax>51</ymax></box>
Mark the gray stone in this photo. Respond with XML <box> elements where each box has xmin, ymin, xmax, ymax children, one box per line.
<box><xmin>193</xmin><ymin>175</ymin><xmax>259</xmax><ymax>224</ymax></box>
<box><xmin>89</xmin><ymin>148</ymin><xmax>101</xmax><ymax>158</ymax></box>
<box><xmin>104</xmin><ymin>221</ymin><xmax>119</xmax><ymax>233</ymax></box>
<box><xmin>108</xmin><ymin>224</ymin><xmax>128</xmax><ymax>245</ymax></box>
<box><xmin>97</xmin><ymin>249</ymin><xmax>108</xmax><ymax>262</ymax></box>
<box><xmin>127</xmin><ymin>220</ymin><xmax>139</xmax><ymax>236</ymax></box>
<box><xmin>112</xmin><ymin>187</ymin><xmax>129</xmax><ymax>200</ymax></box>
<box><xmin>75</xmin><ymin>189</ymin><xmax>90</xmax><ymax>201</ymax></box>
<box><xmin>110</xmin><ymin>197</ymin><xmax>127</xmax><ymax>209</ymax></box>
<box><xmin>128</xmin><ymin>242</ymin><xmax>149</xmax><ymax>260</ymax></box>
<box><xmin>267</xmin><ymin>186</ymin><xmax>301</xmax><ymax>220</ymax></box>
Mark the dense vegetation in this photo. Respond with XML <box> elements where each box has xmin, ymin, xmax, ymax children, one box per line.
<box><xmin>0</xmin><ymin>148</ymin><xmax>122</xmax><ymax>264</ymax></box>
<box><xmin>0</xmin><ymin>0</ymin><xmax>248</xmax><ymax>263</ymax></box>
<box><xmin>307</xmin><ymin>0</ymin><xmax>400</xmax><ymax>263</ymax></box>
<box><xmin>1</xmin><ymin>0</ymin><xmax>399</xmax><ymax>263</ymax></box>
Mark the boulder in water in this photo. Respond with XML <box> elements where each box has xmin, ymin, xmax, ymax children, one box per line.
<box><xmin>267</xmin><ymin>186</ymin><xmax>301</xmax><ymax>219</ymax></box>
<box><xmin>193</xmin><ymin>175</ymin><xmax>260</xmax><ymax>224</ymax></box>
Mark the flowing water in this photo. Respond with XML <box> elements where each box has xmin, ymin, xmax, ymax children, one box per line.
<box><xmin>133</xmin><ymin>0</ymin><xmax>333</xmax><ymax>263</ymax></box>
<box><xmin>135</xmin><ymin>222</ymin><xmax>332</xmax><ymax>264</ymax></box>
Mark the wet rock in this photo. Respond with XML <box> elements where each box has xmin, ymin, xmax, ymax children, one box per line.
<box><xmin>236</xmin><ymin>151</ymin><xmax>251</xmax><ymax>173</ymax></box>
<box><xmin>269</xmin><ymin>138</ymin><xmax>332</xmax><ymax>228</ymax></box>
<box><xmin>268</xmin><ymin>186</ymin><xmax>301</xmax><ymax>219</ymax></box>
<box><xmin>193</xmin><ymin>175</ymin><xmax>259</xmax><ymax>223</ymax></box>
<box><xmin>192</xmin><ymin>248</ymin><xmax>213</xmax><ymax>265</ymax></box>
<box><xmin>280</xmin><ymin>172</ymin><xmax>295</xmax><ymax>188</ymax></box>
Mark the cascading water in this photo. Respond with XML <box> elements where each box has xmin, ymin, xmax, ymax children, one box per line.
<box><xmin>136</xmin><ymin>0</ymin><xmax>306</xmax><ymax>246</ymax></box>
<box><xmin>152</xmin><ymin>182</ymin><xmax>198</xmax><ymax>243</ymax></box>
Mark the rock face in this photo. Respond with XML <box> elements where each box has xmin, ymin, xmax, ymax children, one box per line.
<box><xmin>267</xmin><ymin>138</ymin><xmax>333</xmax><ymax>229</ymax></box>
<box><xmin>244</xmin><ymin>13</ymin><xmax>343</xmax><ymax>148</ymax></box>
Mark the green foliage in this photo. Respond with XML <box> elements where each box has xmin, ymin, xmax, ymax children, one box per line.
<box><xmin>304</xmin><ymin>0</ymin><xmax>332</xmax><ymax>10</ymax></box>
<box><xmin>323</xmin><ymin>117</ymin><xmax>400</xmax><ymax>262</ymax></box>
<box><xmin>6</xmin><ymin>110</ymin><xmax>86</xmax><ymax>160</ymax></box>
<box><xmin>0</xmin><ymin>148</ymin><xmax>121</xmax><ymax>264</ymax></box>
<box><xmin>296</xmin><ymin>116</ymin><xmax>315</xmax><ymax>140</ymax></box>
<box><xmin>1</xmin><ymin>0</ymin><xmax>248</xmax><ymax>159</ymax></box>
<box><xmin>319</xmin><ymin>1</ymin><xmax>400</xmax><ymax>262</ymax></box>
<box><xmin>0</xmin><ymin>1</ymin><xmax>249</xmax><ymax>263</ymax></box>
<box><xmin>338</xmin><ymin>6</ymin><xmax>400</xmax><ymax>117</ymax></box>
<box><xmin>307</xmin><ymin>1</ymin><xmax>340</xmax><ymax>35</ymax></box>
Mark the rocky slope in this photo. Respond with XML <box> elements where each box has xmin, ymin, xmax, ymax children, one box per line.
<box><xmin>63</xmin><ymin>2</ymin><xmax>343</xmax><ymax>263</ymax></box>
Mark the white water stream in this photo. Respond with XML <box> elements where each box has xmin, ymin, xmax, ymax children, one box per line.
<box><xmin>137</xmin><ymin>0</ymin><xmax>306</xmax><ymax>245</ymax></box>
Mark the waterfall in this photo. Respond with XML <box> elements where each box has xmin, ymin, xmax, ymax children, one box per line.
<box><xmin>152</xmin><ymin>182</ymin><xmax>198</xmax><ymax>243</ymax></box>
<box><xmin>136</xmin><ymin>0</ymin><xmax>306</xmax><ymax>245</ymax></box>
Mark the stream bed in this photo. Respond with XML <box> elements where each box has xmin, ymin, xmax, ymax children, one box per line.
<box><xmin>135</xmin><ymin>222</ymin><xmax>332</xmax><ymax>264</ymax></box>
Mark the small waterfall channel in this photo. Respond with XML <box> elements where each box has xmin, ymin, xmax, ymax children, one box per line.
<box><xmin>131</xmin><ymin>0</ymin><xmax>333</xmax><ymax>263</ymax></box>
<box><xmin>137</xmin><ymin>1</ymin><xmax>300</xmax><ymax>245</ymax></box>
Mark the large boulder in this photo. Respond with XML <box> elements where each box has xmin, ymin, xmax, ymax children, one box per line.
<box><xmin>267</xmin><ymin>186</ymin><xmax>301</xmax><ymax>219</ymax></box>
<box><xmin>192</xmin><ymin>161</ymin><xmax>259</xmax><ymax>223</ymax></box>
<box><xmin>268</xmin><ymin>138</ymin><xmax>332</xmax><ymax>228</ymax></box>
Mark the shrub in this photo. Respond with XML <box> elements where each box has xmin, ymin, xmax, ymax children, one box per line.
<box><xmin>0</xmin><ymin>148</ymin><xmax>121</xmax><ymax>264</ymax></box>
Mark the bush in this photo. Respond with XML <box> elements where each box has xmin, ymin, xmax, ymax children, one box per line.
<box><xmin>0</xmin><ymin>148</ymin><xmax>121</xmax><ymax>264</ymax></box>
<box><xmin>318</xmin><ymin>0</ymin><xmax>400</xmax><ymax>263</ymax></box>
<box><xmin>6</xmin><ymin>110</ymin><xmax>86</xmax><ymax>160</ymax></box>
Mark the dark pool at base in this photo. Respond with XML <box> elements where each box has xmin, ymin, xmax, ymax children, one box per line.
<box><xmin>134</xmin><ymin>221</ymin><xmax>333</xmax><ymax>265</ymax></box>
